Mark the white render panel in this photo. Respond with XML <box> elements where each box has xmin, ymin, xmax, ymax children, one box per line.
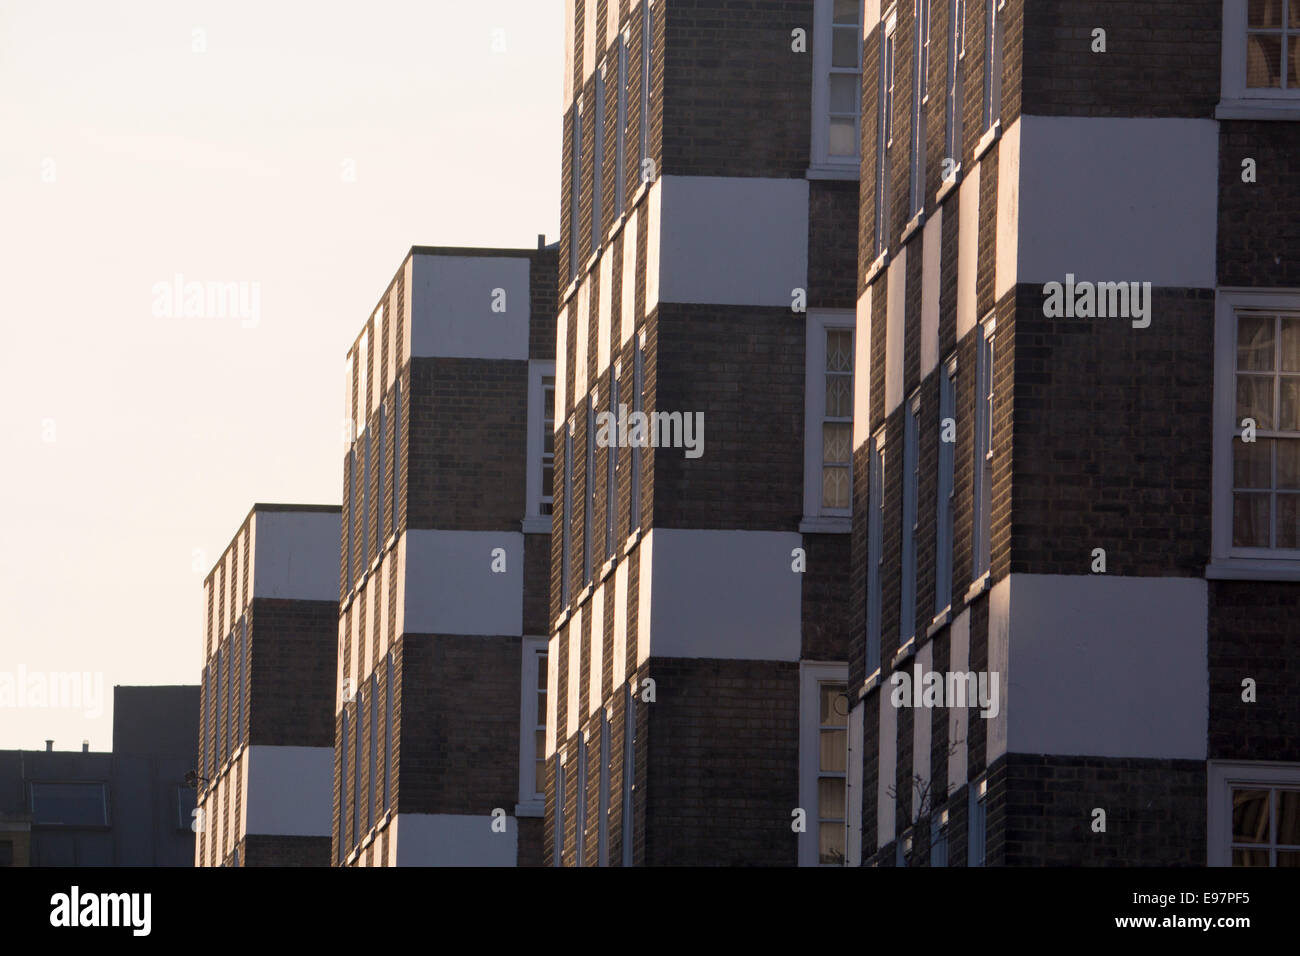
<box><xmin>644</xmin><ymin>529</ymin><xmax>802</xmax><ymax>661</ymax></box>
<box><xmin>251</xmin><ymin>510</ymin><xmax>341</xmax><ymax>601</ymax></box>
<box><xmin>401</xmin><ymin>530</ymin><xmax>523</xmax><ymax>637</ymax></box>
<box><xmin>556</xmin><ymin>301</ymin><xmax>569</xmax><ymax>423</ymax></box>
<box><xmin>394</xmin><ymin>533</ymin><xmax>407</xmax><ymax>640</ymax></box>
<box><xmin>606</xmin><ymin>0</ymin><xmax>620</xmax><ymax>45</ymax></box>
<box><xmin>866</xmin><ymin>0</ymin><xmax>881</xmax><ymax>31</ymax></box>
<box><xmin>920</xmin><ymin>206</ymin><xmax>943</xmax><ymax>379</ymax></box>
<box><xmin>1004</xmin><ymin>574</ymin><xmax>1208</xmax><ymax>759</ymax></box>
<box><xmin>612</xmin><ymin>561</ymin><xmax>629</xmax><ymax>689</ymax></box>
<box><xmin>409</xmin><ymin>255</ymin><xmax>530</xmax><ymax>361</ymax></box>
<box><xmin>546</xmin><ymin>633</ymin><xmax>560</xmax><ymax>757</ymax></box>
<box><xmin>854</xmin><ymin>286</ymin><xmax>873</xmax><ymax>449</ymax></box>
<box><xmin>636</xmin><ymin>533</ymin><xmax>652</xmax><ymax>666</ymax></box>
<box><xmin>1016</xmin><ymin>116</ymin><xmax>1219</xmax><ymax>290</ymax></box>
<box><xmin>885</xmin><ymin>247</ymin><xmax>907</xmax><ymax>416</ymax></box>
<box><xmin>402</xmin><ymin>256</ymin><xmax>414</xmax><ymax>367</ymax></box>
<box><xmin>568</xmin><ymin>608</ymin><xmax>583</xmax><ymax>736</ymax></box>
<box><xmin>598</xmin><ymin>250</ymin><xmax>613</xmax><ymax>374</ymax></box>
<box><xmin>391</xmin><ymin>813</ymin><xmax>516</xmax><ymax>866</ymax></box>
<box><xmin>575</xmin><ymin>281</ymin><xmax>590</xmax><ymax>397</ymax></box>
<box><xmin>645</xmin><ymin>180</ymin><xmax>661</xmax><ymax>316</ymax></box>
<box><xmin>949</xmin><ymin>609</ymin><xmax>970</xmax><ymax>787</ymax></box>
<box><xmin>654</xmin><ymin>176</ymin><xmax>809</xmax><ymax>307</ymax></box>
<box><xmin>589</xmin><ymin>584</ymin><xmax>605</xmax><ymax>715</ymax></box>
<box><xmin>956</xmin><ymin>162</ymin><xmax>980</xmax><ymax>340</ymax></box>
<box><xmin>243</xmin><ymin>745</ymin><xmax>334</xmax><ymax>836</ymax></box>
<box><xmin>621</xmin><ymin>210</ymin><xmax>639</xmax><ymax>346</ymax></box>
<box><xmin>583</xmin><ymin>0</ymin><xmax>597</xmax><ymax>81</ymax></box>
<box><xmin>995</xmin><ymin>119</ymin><xmax>1021</xmax><ymax>302</ymax></box>
<box><xmin>986</xmin><ymin>576</ymin><xmax>1010</xmax><ymax>764</ymax></box>
<box><xmin>877</xmin><ymin>685</ymin><xmax>897</xmax><ymax>848</ymax></box>
<box><xmin>564</xmin><ymin>0</ymin><xmax>576</xmax><ymax>105</ymax></box>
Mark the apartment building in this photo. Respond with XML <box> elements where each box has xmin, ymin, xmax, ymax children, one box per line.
<box><xmin>850</xmin><ymin>0</ymin><xmax>1300</xmax><ymax>866</ymax></box>
<box><xmin>0</xmin><ymin>686</ymin><xmax>198</xmax><ymax>867</ymax></box>
<box><xmin>547</xmin><ymin>0</ymin><xmax>860</xmax><ymax>866</ymax></box>
<box><xmin>332</xmin><ymin>242</ymin><xmax>557</xmax><ymax>867</ymax></box>
<box><xmin>196</xmin><ymin>504</ymin><xmax>340</xmax><ymax>867</ymax></box>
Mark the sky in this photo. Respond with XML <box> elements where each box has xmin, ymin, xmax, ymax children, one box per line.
<box><xmin>0</xmin><ymin>0</ymin><xmax>562</xmax><ymax>750</ymax></box>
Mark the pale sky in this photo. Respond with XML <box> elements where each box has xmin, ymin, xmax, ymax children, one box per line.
<box><xmin>0</xmin><ymin>0</ymin><xmax>562</xmax><ymax>750</ymax></box>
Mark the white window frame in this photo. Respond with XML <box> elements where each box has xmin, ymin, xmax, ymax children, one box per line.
<box><xmin>575</xmin><ymin>730</ymin><xmax>588</xmax><ymax>866</ymax></box>
<box><xmin>798</xmin><ymin>662</ymin><xmax>850</xmax><ymax>866</ymax></box>
<box><xmin>592</xmin><ymin>61</ymin><xmax>606</xmax><ymax>254</ymax></box>
<box><xmin>598</xmin><ymin>707</ymin><xmax>611</xmax><ymax>865</ymax></box>
<box><xmin>900</xmin><ymin>390</ymin><xmax>921</xmax><ymax>645</ymax></box>
<box><xmin>585</xmin><ymin>391</ymin><xmax>597</xmax><ymax>586</ymax></box>
<box><xmin>941</xmin><ymin>0</ymin><xmax>966</xmax><ymax>191</ymax></box>
<box><xmin>622</xmin><ymin>678</ymin><xmax>636</xmax><ymax>866</ymax></box>
<box><xmin>1208</xmin><ymin>760</ymin><xmax>1300</xmax><ymax>866</ymax></box>
<box><xmin>1219</xmin><ymin>0</ymin><xmax>1300</xmax><ymax>119</ymax></box>
<box><xmin>562</xmin><ymin>418</ymin><xmax>575</xmax><ymax>607</ymax></box>
<box><xmin>802</xmin><ymin>311</ymin><xmax>856</xmax><ymax>530</ymax></box>
<box><xmin>628</xmin><ymin>330</ymin><xmax>646</xmax><ymax>537</ymax></box>
<box><xmin>517</xmin><ymin>637</ymin><xmax>549</xmax><ymax>815</ymax></box>
<box><xmin>810</xmin><ymin>0</ymin><xmax>865</xmax><ymax>178</ymax></box>
<box><xmin>616</xmin><ymin>31</ymin><xmax>629</xmax><ymax>218</ymax></box>
<box><xmin>607</xmin><ymin>368</ymin><xmax>619</xmax><ymax>560</ymax></box>
<box><xmin>874</xmin><ymin>6</ymin><xmax>899</xmax><ymax>255</ymax></box>
<box><xmin>553</xmin><ymin>755</ymin><xmax>566</xmax><ymax>866</ymax></box>
<box><xmin>1210</xmin><ymin>288</ymin><xmax>1300</xmax><ymax>579</ymax></box>
<box><xmin>981</xmin><ymin>0</ymin><xmax>1005</xmax><ymax>134</ymax></box>
<box><xmin>908</xmin><ymin>0</ymin><xmax>932</xmax><ymax>220</ymax></box>
<box><xmin>935</xmin><ymin>354</ymin><xmax>957</xmax><ymax>618</ymax></box>
<box><xmin>570</xmin><ymin>99</ymin><xmax>583</xmax><ymax>284</ymax></box>
<box><xmin>866</xmin><ymin>430</ymin><xmax>886</xmax><ymax>679</ymax></box>
<box><xmin>639</xmin><ymin>0</ymin><xmax>654</xmax><ymax>177</ymax></box>
<box><xmin>971</xmin><ymin>313</ymin><xmax>995</xmax><ymax>583</ymax></box>
<box><xmin>524</xmin><ymin>360</ymin><xmax>557</xmax><ymax>532</ymax></box>
<box><xmin>967</xmin><ymin>775</ymin><xmax>987</xmax><ymax>866</ymax></box>
<box><xmin>390</xmin><ymin>380</ymin><xmax>400</xmax><ymax>542</ymax></box>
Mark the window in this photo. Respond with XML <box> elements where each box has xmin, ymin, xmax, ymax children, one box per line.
<box><xmin>935</xmin><ymin>357</ymin><xmax>957</xmax><ymax>616</ymax></box>
<box><xmin>622</xmin><ymin>681</ymin><xmax>636</xmax><ymax>866</ymax></box>
<box><xmin>1221</xmin><ymin>1</ymin><xmax>1300</xmax><ymax>115</ymax></box>
<box><xmin>592</xmin><ymin>63</ymin><xmax>605</xmax><ymax>252</ymax></box>
<box><xmin>931</xmin><ymin>809</ymin><xmax>949</xmax><ymax>867</ymax></box>
<box><xmin>972</xmin><ymin>315</ymin><xmax>995</xmax><ymax>581</ymax></box>
<box><xmin>968</xmin><ymin>777</ymin><xmax>987</xmax><ymax>866</ymax></box>
<box><xmin>554</xmin><ymin>757</ymin><xmax>566</xmax><ymax>866</ymax></box>
<box><xmin>518</xmin><ymin>639</ymin><xmax>548</xmax><ymax>809</ymax></box>
<box><xmin>639</xmin><ymin>0</ymin><xmax>654</xmax><ymax>179</ymax></box>
<box><xmin>215</xmin><ymin>645</ymin><xmax>224</xmax><ymax>765</ymax></box>
<box><xmin>376</xmin><ymin>402</ymin><xmax>386</xmax><ymax>547</ymax></box>
<box><xmin>982</xmin><ymin>0</ymin><xmax>1005</xmax><ymax>133</ymax></box>
<box><xmin>362</xmin><ymin>430</ymin><xmax>372</xmax><ymax>567</ymax></box>
<box><xmin>943</xmin><ymin>0</ymin><xmax>966</xmax><ymax>183</ymax></box>
<box><xmin>1208</xmin><ymin>761</ymin><xmax>1300</xmax><ymax>866</ymax></box>
<box><xmin>384</xmin><ymin>650</ymin><xmax>394</xmax><ymax>813</ymax></box>
<box><xmin>346</xmin><ymin>447</ymin><xmax>355</xmax><ymax>588</ymax></box>
<box><xmin>874</xmin><ymin>7</ymin><xmax>898</xmax><ymax>255</ymax></box>
<box><xmin>367</xmin><ymin>674</ymin><xmax>377</xmax><ymax>832</ymax></box>
<box><xmin>575</xmin><ymin>733</ymin><xmax>588</xmax><ymax>866</ymax></box>
<box><xmin>352</xmin><ymin>689</ymin><xmax>362</xmax><ymax>846</ymax></box>
<box><xmin>585</xmin><ymin>393</ymin><xmax>596</xmax><ymax>586</ymax></box>
<box><xmin>224</xmin><ymin>635</ymin><xmax>233</xmax><ymax>760</ymax></box>
<box><xmin>607</xmin><ymin>372</ymin><xmax>618</xmax><ymax>559</ymax></box>
<box><xmin>391</xmin><ymin>381</ymin><xmax>400</xmax><ymax>533</ymax></box>
<box><xmin>570</xmin><ymin>102</ymin><xmax>583</xmax><ymax>282</ymax></box>
<box><xmin>804</xmin><ymin>316</ymin><xmax>855</xmax><ymax>528</ymax></box>
<box><xmin>339</xmin><ymin>709</ymin><xmax>349</xmax><ymax>859</ymax></box>
<box><xmin>204</xmin><ymin>663</ymin><xmax>214</xmax><ymax>780</ymax></box>
<box><xmin>629</xmin><ymin>332</ymin><xmax>645</xmax><ymax>534</ymax></box>
<box><xmin>799</xmin><ymin>665</ymin><xmax>850</xmax><ymax>866</ymax></box>
<box><xmin>616</xmin><ymin>32</ymin><xmax>629</xmax><ymax>216</ymax></box>
<box><xmin>563</xmin><ymin>420</ymin><xmax>574</xmax><ymax>606</ymax></box>
<box><xmin>901</xmin><ymin>392</ymin><xmax>920</xmax><ymax>643</ymax></box>
<box><xmin>909</xmin><ymin>0</ymin><xmax>932</xmax><ymax>218</ymax></box>
<box><xmin>526</xmin><ymin>362</ymin><xmax>558</xmax><ymax>526</ymax></box>
<box><xmin>31</xmin><ymin>782</ymin><xmax>108</xmax><ymax>827</ymax></box>
<box><xmin>236</xmin><ymin>617</ymin><xmax>246</xmax><ymax>747</ymax></box>
<box><xmin>598</xmin><ymin>708</ymin><xmax>611</xmax><ymax>865</ymax></box>
<box><xmin>866</xmin><ymin>433</ymin><xmax>886</xmax><ymax>676</ymax></box>
<box><xmin>1213</xmin><ymin>291</ymin><xmax>1300</xmax><ymax>576</ymax></box>
<box><xmin>811</xmin><ymin>0</ymin><xmax>865</xmax><ymax>175</ymax></box>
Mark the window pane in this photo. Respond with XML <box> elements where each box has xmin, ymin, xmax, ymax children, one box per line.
<box><xmin>1280</xmin><ymin>379</ymin><xmax>1300</xmax><ymax>431</ymax></box>
<box><xmin>827</xmin><ymin>329</ymin><xmax>853</xmax><ymax>371</ymax></box>
<box><xmin>829</xmin><ymin>117</ymin><xmax>858</xmax><ymax>155</ymax></box>
<box><xmin>1279</xmin><ymin>850</ymin><xmax>1300</xmax><ymax>866</ymax></box>
<box><xmin>819</xmin><ymin>728</ymin><xmax>847</xmax><ymax>772</ymax></box>
<box><xmin>823</xmin><ymin>465</ymin><xmax>850</xmax><ymax>509</ymax></box>
<box><xmin>1277</xmin><ymin>495</ymin><xmax>1300</xmax><ymax>548</ymax></box>
<box><xmin>1281</xmin><ymin>319</ymin><xmax>1300</xmax><ymax>371</ymax></box>
<box><xmin>1249</xmin><ymin>0</ymin><xmax>1284</xmax><ymax>28</ymax></box>
<box><xmin>819</xmin><ymin>822</ymin><xmax>846</xmax><ymax>864</ymax></box>
<box><xmin>818</xmin><ymin>777</ymin><xmax>846</xmax><ymax>819</ymax></box>
<box><xmin>31</xmin><ymin>783</ymin><xmax>107</xmax><ymax>826</ymax></box>
<box><xmin>833</xmin><ymin>0</ymin><xmax>860</xmax><ymax>24</ymax></box>
<box><xmin>1233</xmin><ymin>847</ymin><xmax>1271</xmax><ymax>866</ymax></box>
<box><xmin>832</xmin><ymin>27</ymin><xmax>859</xmax><ymax>68</ymax></box>
<box><xmin>830</xmin><ymin>73</ymin><xmax>859</xmax><ymax>114</ymax></box>
<box><xmin>1279</xmin><ymin>441</ymin><xmax>1300</xmax><ymax>489</ymax></box>
<box><xmin>535</xmin><ymin>758</ymin><xmax>546</xmax><ymax>795</ymax></box>
<box><xmin>826</xmin><ymin>375</ymin><xmax>852</xmax><ymax>418</ymax></box>
<box><xmin>1248</xmin><ymin>34</ymin><xmax>1284</xmax><ymax>87</ymax></box>
<box><xmin>820</xmin><ymin>684</ymin><xmax>848</xmax><ymax>726</ymax></box>
<box><xmin>1238</xmin><ymin>315</ymin><xmax>1275</xmax><ymax>371</ymax></box>
<box><xmin>1234</xmin><ymin>494</ymin><xmax>1271</xmax><ymax>547</ymax></box>
<box><xmin>824</xmin><ymin>422</ymin><xmax>851</xmax><ymax>464</ymax></box>
<box><xmin>1237</xmin><ymin>375</ymin><xmax>1274</xmax><ymax>429</ymax></box>
<box><xmin>1233</xmin><ymin>788</ymin><xmax>1271</xmax><ymax>843</ymax></box>
<box><xmin>1234</xmin><ymin>438</ymin><xmax>1273</xmax><ymax>489</ymax></box>
<box><xmin>1278</xmin><ymin>790</ymin><xmax>1300</xmax><ymax>845</ymax></box>
<box><xmin>537</xmin><ymin>690</ymin><xmax>547</xmax><ymax>724</ymax></box>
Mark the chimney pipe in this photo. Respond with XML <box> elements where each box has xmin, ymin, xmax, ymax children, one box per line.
<box><xmin>537</xmin><ymin>233</ymin><xmax>545</xmax><ymax>249</ymax></box>
<box><xmin>45</xmin><ymin>740</ymin><xmax>53</xmax><ymax>752</ymax></box>
<box><xmin>82</xmin><ymin>741</ymin><xmax>89</xmax><ymax>753</ymax></box>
